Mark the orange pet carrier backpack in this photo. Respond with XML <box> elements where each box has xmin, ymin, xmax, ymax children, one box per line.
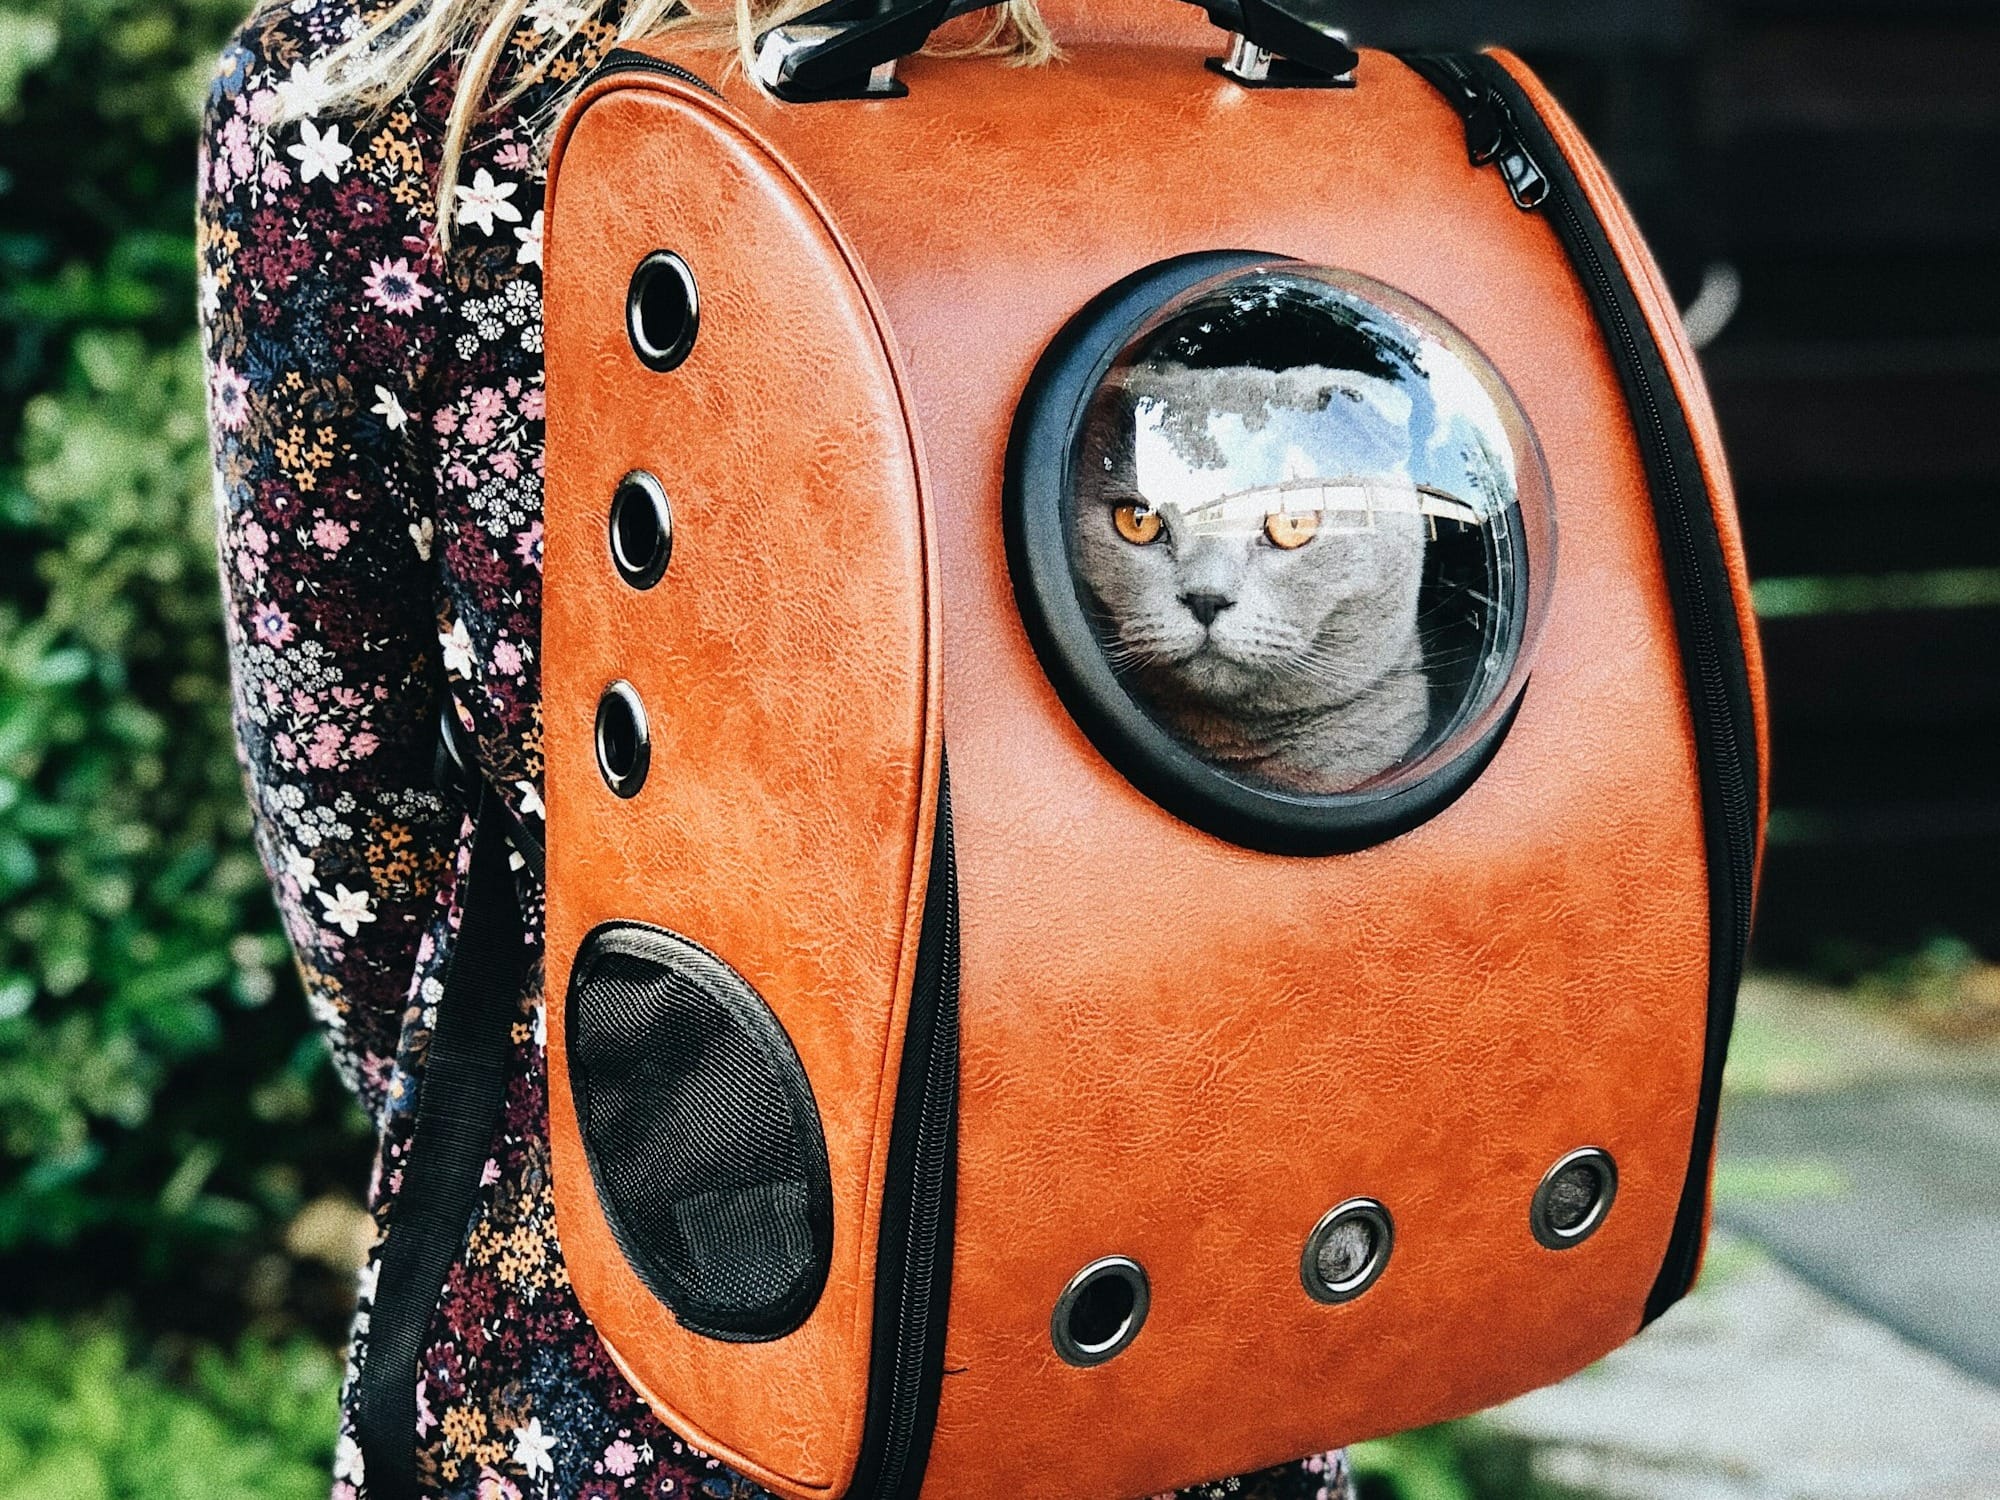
<box><xmin>379</xmin><ymin>3</ymin><xmax>1768</xmax><ymax>1497</ymax></box>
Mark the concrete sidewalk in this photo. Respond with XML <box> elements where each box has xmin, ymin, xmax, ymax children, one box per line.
<box><xmin>1716</xmin><ymin>974</ymin><xmax>2000</xmax><ymax>1385</ymax></box>
<box><xmin>1476</xmin><ymin>976</ymin><xmax>2000</xmax><ymax>1500</ymax></box>
<box><xmin>1485</xmin><ymin>1232</ymin><xmax>2000</xmax><ymax>1499</ymax></box>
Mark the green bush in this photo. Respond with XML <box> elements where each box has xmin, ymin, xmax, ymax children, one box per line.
<box><xmin>1351</xmin><ymin>1423</ymin><xmax>1575</xmax><ymax>1500</ymax></box>
<box><xmin>0</xmin><ymin>0</ymin><xmax>368</xmax><ymax>1324</ymax></box>
<box><xmin>0</xmin><ymin>1316</ymin><xmax>341</xmax><ymax>1500</ymax></box>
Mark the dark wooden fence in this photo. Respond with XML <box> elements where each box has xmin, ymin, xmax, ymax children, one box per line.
<box><xmin>1510</xmin><ymin>0</ymin><xmax>2000</xmax><ymax>964</ymax></box>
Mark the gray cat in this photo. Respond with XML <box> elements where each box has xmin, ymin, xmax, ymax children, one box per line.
<box><xmin>1073</xmin><ymin>360</ymin><xmax>1430</xmax><ymax>796</ymax></box>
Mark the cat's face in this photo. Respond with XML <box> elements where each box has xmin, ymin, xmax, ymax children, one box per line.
<box><xmin>1073</xmin><ymin>362</ymin><xmax>1428</xmax><ymax>719</ymax></box>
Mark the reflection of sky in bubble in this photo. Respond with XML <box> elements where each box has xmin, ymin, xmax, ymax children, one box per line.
<box><xmin>1121</xmin><ymin>274</ymin><xmax>1522</xmax><ymax>529</ymax></box>
<box><xmin>1131</xmin><ymin>373</ymin><xmax>1413</xmax><ymax>519</ymax></box>
<box><xmin>1418</xmin><ymin>353</ymin><xmax>1518</xmax><ymax>518</ymax></box>
<box><xmin>1421</xmin><ymin>341</ymin><xmax>1516</xmax><ymax>478</ymax></box>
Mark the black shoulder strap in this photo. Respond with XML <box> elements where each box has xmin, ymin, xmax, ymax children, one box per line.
<box><xmin>355</xmin><ymin>714</ymin><xmax>532</xmax><ymax>1498</ymax></box>
<box><xmin>435</xmin><ymin>702</ymin><xmax>546</xmax><ymax>880</ymax></box>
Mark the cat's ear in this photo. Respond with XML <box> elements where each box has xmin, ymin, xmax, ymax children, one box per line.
<box><xmin>1079</xmin><ymin>385</ymin><xmax>1142</xmax><ymax>481</ymax></box>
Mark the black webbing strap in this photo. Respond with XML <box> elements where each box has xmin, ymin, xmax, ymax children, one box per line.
<box><xmin>355</xmin><ymin>774</ymin><xmax>528</xmax><ymax>1499</ymax></box>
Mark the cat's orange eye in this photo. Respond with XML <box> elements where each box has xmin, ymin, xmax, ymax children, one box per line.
<box><xmin>1264</xmin><ymin>510</ymin><xmax>1321</xmax><ymax>549</ymax></box>
<box><xmin>1114</xmin><ymin>503</ymin><xmax>1164</xmax><ymax>545</ymax></box>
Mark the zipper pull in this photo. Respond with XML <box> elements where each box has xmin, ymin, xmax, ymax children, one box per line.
<box><xmin>1491</xmin><ymin>118</ymin><xmax>1550</xmax><ymax>210</ymax></box>
<box><xmin>1403</xmin><ymin>53</ymin><xmax>1550</xmax><ymax>212</ymax></box>
<box><xmin>1406</xmin><ymin>53</ymin><xmax>1498</xmax><ymax>161</ymax></box>
<box><xmin>1463</xmin><ymin>94</ymin><xmax>1506</xmax><ymax>166</ymax></box>
<box><xmin>1468</xmin><ymin>77</ymin><xmax>1550</xmax><ymax>210</ymax></box>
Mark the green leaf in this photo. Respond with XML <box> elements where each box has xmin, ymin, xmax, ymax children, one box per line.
<box><xmin>1350</xmin><ymin>1428</ymin><xmax>1480</xmax><ymax>1500</ymax></box>
<box><xmin>0</xmin><ymin>1318</ymin><xmax>340</xmax><ymax>1500</ymax></box>
<box><xmin>0</xmin><ymin>14</ymin><xmax>61</xmax><ymax>118</ymax></box>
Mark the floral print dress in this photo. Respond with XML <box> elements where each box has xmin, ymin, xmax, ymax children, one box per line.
<box><xmin>197</xmin><ymin>4</ymin><xmax>1355</xmax><ymax>1498</ymax></box>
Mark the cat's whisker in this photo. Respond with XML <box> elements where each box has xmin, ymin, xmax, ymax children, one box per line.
<box><xmin>1410</xmin><ymin>646</ymin><xmax>1488</xmax><ymax>671</ymax></box>
<box><xmin>1414</xmin><ymin>599</ymin><xmax>1482</xmax><ymax>623</ymax></box>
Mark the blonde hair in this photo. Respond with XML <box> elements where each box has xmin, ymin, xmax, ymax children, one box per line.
<box><xmin>308</xmin><ymin>0</ymin><xmax>1056</xmax><ymax>244</ymax></box>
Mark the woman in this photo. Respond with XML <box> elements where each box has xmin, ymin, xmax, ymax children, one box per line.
<box><xmin>198</xmin><ymin>2</ymin><xmax>1356</xmax><ymax>1495</ymax></box>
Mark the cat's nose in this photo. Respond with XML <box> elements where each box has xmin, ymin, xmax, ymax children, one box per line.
<box><xmin>1181</xmin><ymin>592</ymin><xmax>1234</xmax><ymax>627</ymax></box>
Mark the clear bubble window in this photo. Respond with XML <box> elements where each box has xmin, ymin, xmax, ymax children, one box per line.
<box><xmin>1065</xmin><ymin>264</ymin><xmax>1554</xmax><ymax>800</ymax></box>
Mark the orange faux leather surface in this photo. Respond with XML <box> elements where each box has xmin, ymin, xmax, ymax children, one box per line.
<box><xmin>542</xmin><ymin>81</ymin><xmax>943</xmax><ymax>1499</ymax></box>
<box><xmin>543</xmin><ymin>32</ymin><xmax>1763</xmax><ymax>1500</ymax></box>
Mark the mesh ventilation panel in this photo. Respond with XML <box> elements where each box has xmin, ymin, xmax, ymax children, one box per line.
<box><xmin>566</xmin><ymin>922</ymin><xmax>833</xmax><ymax>1341</ymax></box>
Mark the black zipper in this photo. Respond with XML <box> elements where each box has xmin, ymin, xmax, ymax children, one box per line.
<box><xmin>847</xmin><ymin>764</ymin><xmax>960</xmax><ymax>1500</ymax></box>
<box><xmin>1404</xmin><ymin>52</ymin><xmax>1760</xmax><ymax>1322</ymax></box>
<box><xmin>1404</xmin><ymin>53</ymin><xmax>1550</xmax><ymax>210</ymax></box>
<box><xmin>586</xmin><ymin>46</ymin><xmax>724</xmax><ymax>97</ymax></box>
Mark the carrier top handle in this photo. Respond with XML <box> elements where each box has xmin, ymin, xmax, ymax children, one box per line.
<box><xmin>753</xmin><ymin>0</ymin><xmax>1361</xmax><ymax>102</ymax></box>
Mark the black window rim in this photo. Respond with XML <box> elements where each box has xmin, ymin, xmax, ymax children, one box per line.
<box><xmin>1300</xmin><ymin>1197</ymin><xmax>1396</xmax><ymax>1304</ymax></box>
<box><xmin>1002</xmin><ymin>249</ymin><xmax>1530</xmax><ymax>857</ymax></box>
<box><xmin>594</xmin><ymin>679</ymin><xmax>651</xmax><ymax>799</ymax></box>
<box><xmin>1050</xmin><ymin>1255</ymin><xmax>1151</xmax><ymax>1368</ymax></box>
<box><xmin>627</xmin><ymin>250</ymin><xmax>701</xmax><ymax>372</ymax></box>
<box><xmin>1529</xmin><ymin>1145</ymin><xmax>1619</xmax><ymax>1251</ymax></box>
<box><xmin>609</xmin><ymin>469</ymin><xmax>674</xmax><ymax>589</ymax></box>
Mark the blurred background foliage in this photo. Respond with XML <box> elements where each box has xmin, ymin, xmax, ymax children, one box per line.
<box><xmin>0</xmin><ymin>0</ymin><xmax>366</xmax><ymax>1477</ymax></box>
<box><xmin>0</xmin><ymin>1318</ymin><xmax>341</xmax><ymax>1498</ymax></box>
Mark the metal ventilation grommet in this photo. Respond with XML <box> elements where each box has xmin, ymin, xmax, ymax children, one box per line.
<box><xmin>1530</xmin><ymin>1147</ymin><xmax>1618</xmax><ymax>1250</ymax></box>
<box><xmin>1051</xmin><ymin>1256</ymin><xmax>1150</xmax><ymax>1368</ymax></box>
<box><xmin>594</xmin><ymin>680</ymin><xmax>650</xmax><ymax>799</ymax></box>
<box><xmin>609</xmin><ymin>470</ymin><xmax>673</xmax><ymax>589</ymax></box>
<box><xmin>627</xmin><ymin>251</ymin><xmax>700</xmax><ymax>372</ymax></box>
<box><xmin>1301</xmin><ymin>1198</ymin><xmax>1394</xmax><ymax>1304</ymax></box>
